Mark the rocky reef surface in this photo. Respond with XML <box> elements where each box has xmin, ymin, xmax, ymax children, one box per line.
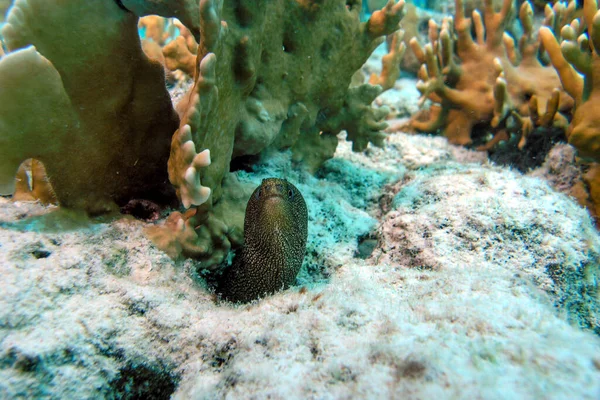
<box><xmin>1</xmin><ymin>130</ymin><xmax>599</xmax><ymax>399</ymax></box>
<box><xmin>1</xmin><ymin>1</ymin><xmax>600</xmax><ymax>397</ymax></box>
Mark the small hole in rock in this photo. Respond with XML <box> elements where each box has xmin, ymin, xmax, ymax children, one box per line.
<box><xmin>32</xmin><ymin>249</ymin><xmax>51</xmax><ymax>259</ymax></box>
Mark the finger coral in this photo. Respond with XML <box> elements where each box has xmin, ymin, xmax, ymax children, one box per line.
<box><xmin>162</xmin><ymin>34</ymin><xmax>197</xmax><ymax>77</ymax></box>
<box><xmin>171</xmin><ymin>0</ymin><xmax>406</xmax><ymax>191</ymax></box>
<box><xmin>540</xmin><ymin>0</ymin><xmax>600</xmax><ymax>161</ymax></box>
<box><xmin>410</xmin><ymin>0</ymin><xmax>574</xmax><ymax>149</ymax></box>
<box><xmin>138</xmin><ymin>15</ymin><xmax>170</xmax><ymax>46</ymax></box>
<box><xmin>538</xmin><ymin>0</ymin><xmax>600</xmax><ymax>226</ymax></box>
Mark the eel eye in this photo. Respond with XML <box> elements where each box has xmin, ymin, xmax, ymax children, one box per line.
<box><xmin>288</xmin><ymin>189</ymin><xmax>294</xmax><ymax>200</ymax></box>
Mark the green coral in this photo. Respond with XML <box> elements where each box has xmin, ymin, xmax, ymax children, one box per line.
<box><xmin>0</xmin><ymin>0</ymin><xmax>179</xmax><ymax>213</ymax></box>
<box><xmin>0</xmin><ymin>0</ymin><xmax>404</xmax><ymax>270</ymax></box>
<box><xmin>169</xmin><ymin>0</ymin><xmax>405</xmax><ymax>203</ymax></box>
<box><xmin>163</xmin><ymin>0</ymin><xmax>405</xmax><ymax>267</ymax></box>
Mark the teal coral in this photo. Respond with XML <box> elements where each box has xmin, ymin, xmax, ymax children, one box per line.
<box><xmin>218</xmin><ymin>178</ymin><xmax>308</xmax><ymax>303</ymax></box>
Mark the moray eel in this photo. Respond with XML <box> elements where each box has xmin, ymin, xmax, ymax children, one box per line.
<box><xmin>218</xmin><ymin>178</ymin><xmax>308</xmax><ymax>303</ymax></box>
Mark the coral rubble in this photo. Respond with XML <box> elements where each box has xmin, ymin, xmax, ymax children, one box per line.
<box><xmin>1</xmin><ymin>132</ymin><xmax>598</xmax><ymax>398</ymax></box>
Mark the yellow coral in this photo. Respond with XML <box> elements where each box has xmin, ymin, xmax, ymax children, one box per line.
<box><xmin>138</xmin><ymin>15</ymin><xmax>169</xmax><ymax>45</ymax></box>
<box><xmin>163</xmin><ymin>35</ymin><xmax>197</xmax><ymax>76</ymax></box>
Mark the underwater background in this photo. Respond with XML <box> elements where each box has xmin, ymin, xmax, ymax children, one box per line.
<box><xmin>1</xmin><ymin>0</ymin><xmax>600</xmax><ymax>398</ymax></box>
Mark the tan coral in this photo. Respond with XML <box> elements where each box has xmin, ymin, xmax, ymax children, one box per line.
<box><xmin>147</xmin><ymin>172</ymin><xmax>251</xmax><ymax>263</ymax></box>
<box><xmin>163</xmin><ymin>35</ymin><xmax>197</xmax><ymax>76</ymax></box>
<box><xmin>141</xmin><ymin>39</ymin><xmax>166</xmax><ymax>64</ymax></box>
<box><xmin>369</xmin><ymin>30</ymin><xmax>406</xmax><ymax>90</ymax></box>
<box><xmin>161</xmin><ymin>18</ymin><xmax>199</xmax><ymax>77</ymax></box>
<box><xmin>138</xmin><ymin>15</ymin><xmax>169</xmax><ymax>45</ymax></box>
<box><xmin>399</xmin><ymin>4</ymin><xmax>444</xmax><ymax>74</ymax></box>
<box><xmin>540</xmin><ymin>0</ymin><xmax>600</xmax><ymax>161</ymax></box>
<box><xmin>410</xmin><ymin>4</ymin><xmax>504</xmax><ymax>145</ymax></box>
<box><xmin>538</xmin><ymin>0</ymin><xmax>600</xmax><ymax>225</ymax></box>
<box><xmin>410</xmin><ymin>0</ymin><xmax>574</xmax><ymax>149</ymax></box>
<box><xmin>486</xmin><ymin>1</ymin><xmax>575</xmax><ymax>150</ymax></box>
<box><xmin>121</xmin><ymin>0</ymin><xmax>200</xmax><ymax>41</ymax></box>
<box><xmin>173</xmin><ymin>19</ymin><xmax>199</xmax><ymax>53</ymax></box>
<box><xmin>419</xmin><ymin>0</ymin><xmax>504</xmax><ymax>14</ymax></box>
<box><xmin>579</xmin><ymin>163</ymin><xmax>600</xmax><ymax>226</ymax></box>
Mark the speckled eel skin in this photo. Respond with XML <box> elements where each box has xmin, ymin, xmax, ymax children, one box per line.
<box><xmin>218</xmin><ymin>178</ymin><xmax>308</xmax><ymax>303</ymax></box>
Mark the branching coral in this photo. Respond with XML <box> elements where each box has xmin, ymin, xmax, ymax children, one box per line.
<box><xmin>409</xmin><ymin>0</ymin><xmax>574</xmax><ymax>149</ymax></box>
<box><xmin>137</xmin><ymin>16</ymin><xmax>198</xmax><ymax>77</ymax></box>
<box><xmin>138</xmin><ymin>15</ymin><xmax>170</xmax><ymax>46</ymax></box>
<box><xmin>154</xmin><ymin>0</ymin><xmax>406</xmax><ymax>265</ymax></box>
<box><xmin>162</xmin><ymin>33</ymin><xmax>197</xmax><ymax>77</ymax></box>
<box><xmin>540</xmin><ymin>0</ymin><xmax>600</xmax><ymax>161</ymax></box>
<box><xmin>410</xmin><ymin>0</ymin><xmax>512</xmax><ymax>145</ymax></box>
<box><xmin>486</xmin><ymin>1</ymin><xmax>575</xmax><ymax>150</ymax></box>
<box><xmin>369</xmin><ymin>30</ymin><xmax>406</xmax><ymax>90</ymax></box>
<box><xmin>398</xmin><ymin>4</ymin><xmax>444</xmax><ymax>74</ymax></box>
<box><xmin>537</xmin><ymin>0</ymin><xmax>600</xmax><ymax>226</ymax></box>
